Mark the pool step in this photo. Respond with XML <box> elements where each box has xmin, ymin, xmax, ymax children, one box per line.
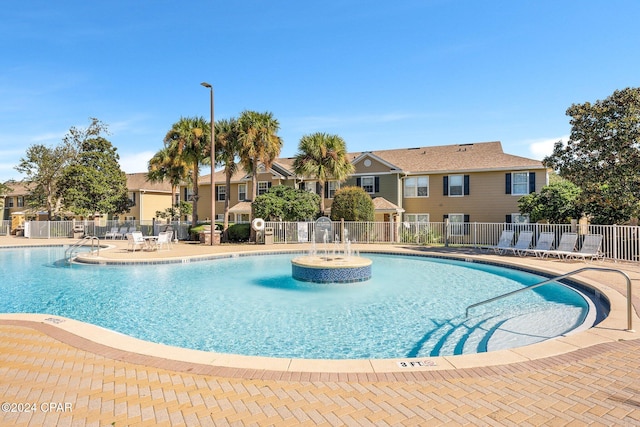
<box><xmin>410</xmin><ymin>316</ymin><xmax>508</xmax><ymax>357</ymax></box>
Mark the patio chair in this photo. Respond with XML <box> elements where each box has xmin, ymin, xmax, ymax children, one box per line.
<box><xmin>520</xmin><ymin>232</ymin><xmax>555</xmax><ymax>257</ymax></box>
<box><xmin>485</xmin><ymin>229</ymin><xmax>515</xmax><ymax>254</ymax></box>
<box><xmin>104</xmin><ymin>227</ymin><xmax>120</xmax><ymax>239</ymax></box>
<box><xmin>126</xmin><ymin>232</ymin><xmax>146</xmax><ymax>252</ymax></box>
<box><xmin>543</xmin><ymin>232</ymin><xmax>578</xmax><ymax>259</ymax></box>
<box><xmin>570</xmin><ymin>234</ymin><xmax>604</xmax><ymax>262</ymax></box>
<box><xmin>503</xmin><ymin>230</ymin><xmax>534</xmax><ymax>256</ymax></box>
<box><xmin>117</xmin><ymin>226</ymin><xmax>128</xmax><ymax>239</ymax></box>
<box><xmin>155</xmin><ymin>231</ymin><xmax>172</xmax><ymax>251</ymax></box>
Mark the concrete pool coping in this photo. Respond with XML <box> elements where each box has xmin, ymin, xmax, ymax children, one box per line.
<box><xmin>1</xmin><ymin>237</ymin><xmax>639</xmax><ymax>378</ymax></box>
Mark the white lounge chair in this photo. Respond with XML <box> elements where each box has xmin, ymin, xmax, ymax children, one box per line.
<box><xmin>104</xmin><ymin>227</ymin><xmax>120</xmax><ymax>239</ymax></box>
<box><xmin>544</xmin><ymin>232</ymin><xmax>578</xmax><ymax>259</ymax></box>
<box><xmin>486</xmin><ymin>230</ymin><xmax>515</xmax><ymax>254</ymax></box>
<box><xmin>116</xmin><ymin>226</ymin><xmax>128</xmax><ymax>239</ymax></box>
<box><xmin>520</xmin><ymin>232</ymin><xmax>555</xmax><ymax>257</ymax></box>
<box><xmin>570</xmin><ymin>234</ymin><xmax>604</xmax><ymax>261</ymax></box>
<box><xmin>503</xmin><ymin>231</ymin><xmax>534</xmax><ymax>256</ymax></box>
<box><xmin>126</xmin><ymin>232</ymin><xmax>146</xmax><ymax>252</ymax></box>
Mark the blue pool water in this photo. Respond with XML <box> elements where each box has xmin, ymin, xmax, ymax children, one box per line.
<box><xmin>0</xmin><ymin>247</ymin><xmax>594</xmax><ymax>359</ymax></box>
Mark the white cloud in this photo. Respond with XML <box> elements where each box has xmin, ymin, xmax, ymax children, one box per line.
<box><xmin>527</xmin><ymin>135</ymin><xmax>568</xmax><ymax>160</ymax></box>
<box><xmin>118</xmin><ymin>151</ymin><xmax>155</xmax><ymax>174</ymax></box>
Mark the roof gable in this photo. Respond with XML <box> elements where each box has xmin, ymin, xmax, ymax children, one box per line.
<box><xmin>350</xmin><ymin>152</ymin><xmax>401</xmax><ymax>174</ymax></box>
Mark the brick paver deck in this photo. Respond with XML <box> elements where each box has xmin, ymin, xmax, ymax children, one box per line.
<box><xmin>1</xmin><ymin>237</ymin><xmax>639</xmax><ymax>425</ymax></box>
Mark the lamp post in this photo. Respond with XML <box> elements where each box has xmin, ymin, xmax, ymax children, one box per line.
<box><xmin>201</xmin><ymin>82</ymin><xmax>215</xmax><ymax>245</ymax></box>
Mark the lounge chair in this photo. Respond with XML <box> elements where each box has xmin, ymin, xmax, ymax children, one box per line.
<box><xmin>503</xmin><ymin>230</ymin><xmax>534</xmax><ymax>256</ymax></box>
<box><xmin>126</xmin><ymin>232</ymin><xmax>146</xmax><ymax>252</ymax></box>
<box><xmin>543</xmin><ymin>232</ymin><xmax>578</xmax><ymax>259</ymax></box>
<box><xmin>570</xmin><ymin>234</ymin><xmax>604</xmax><ymax>261</ymax></box>
<box><xmin>486</xmin><ymin>229</ymin><xmax>515</xmax><ymax>254</ymax></box>
<box><xmin>104</xmin><ymin>227</ymin><xmax>120</xmax><ymax>239</ymax></box>
<box><xmin>117</xmin><ymin>226</ymin><xmax>128</xmax><ymax>239</ymax></box>
<box><xmin>520</xmin><ymin>232</ymin><xmax>555</xmax><ymax>257</ymax></box>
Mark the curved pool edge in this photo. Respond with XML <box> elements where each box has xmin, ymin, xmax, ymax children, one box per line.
<box><xmin>2</xmin><ymin>242</ymin><xmax>638</xmax><ymax>376</ymax></box>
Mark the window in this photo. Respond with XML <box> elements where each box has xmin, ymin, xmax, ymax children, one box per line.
<box><xmin>184</xmin><ymin>188</ymin><xmax>194</xmax><ymax>201</ymax></box>
<box><xmin>404</xmin><ymin>176</ymin><xmax>429</xmax><ymax>197</ymax></box>
<box><xmin>128</xmin><ymin>192</ymin><xmax>136</xmax><ymax>206</ymax></box>
<box><xmin>257</xmin><ymin>181</ymin><xmax>270</xmax><ymax>196</ymax></box>
<box><xmin>447</xmin><ymin>213</ymin><xmax>465</xmax><ymax>236</ymax></box>
<box><xmin>404</xmin><ymin>213</ymin><xmax>430</xmax><ymax>223</ymax></box>
<box><xmin>216</xmin><ymin>185</ymin><xmax>226</xmax><ymax>201</ymax></box>
<box><xmin>236</xmin><ymin>213</ymin><xmax>250</xmax><ymax>223</ymax></box>
<box><xmin>449</xmin><ymin>175</ymin><xmax>463</xmax><ymax>196</ymax></box>
<box><xmin>506</xmin><ymin>172</ymin><xmax>535</xmax><ymax>195</ymax></box>
<box><xmin>327</xmin><ymin>181</ymin><xmax>339</xmax><ymax>199</ymax></box>
<box><xmin>443</xmin><ymin>175</ymin><xmax>469</xmax><ymax>196</ymax></box>
<box><xmin>510</xmin><ymin>213</ymin><xmax>529</xmax><ymax>224</ymax></box>
<box><xmin>7</xmin><ymin>197</ymin><xmax>14</xmax><ymax>208</ymax></box>
<box><xmin>512</xmin><ymin>172</ymin><xmax>529</xmax><ymax>195</ymax></box>
<box><xmin>17</xmin><ymin>196</ymin><xmax>24</xmax><ymax>208</ymax></box>
<box><xmin>361</xmin><ymin>176</ymin><xmax>375</xmax><ymax>194</ymax></box>
<box><xmin>238</xmin><ymin>184</ymin><xmax>247</xmax><ymax>201</ymax></box>
<box><xmin>302</xmin><ymin>181</ymin><xmax>316</xmax><ymax>193</ymax></box>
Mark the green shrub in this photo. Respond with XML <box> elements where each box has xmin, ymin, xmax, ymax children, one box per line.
<box><xmin>227</xmin><ymin>223</ymin><xmax>251</xmax><ymax>242</ymax></box>
<box><xmin>330</xmin><ymin>186</ymin><xmax>374</xmax><ymax>221</ymax></box>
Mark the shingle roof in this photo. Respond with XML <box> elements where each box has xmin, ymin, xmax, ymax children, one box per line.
<box><xmin>197</xmin><ymin>141</ymin><xmax>543</xmax><ymax>184</ymax></box>
<box><xmin>372</xmin><ymin>197</ymin><xmax>405</xmax><ymax>213</ymax></box>
<box><xmin>126</xmin><ymin>173</ymin><xmax>173</xmax><ymax>192</ymax></box>
<box><xmin>350</xmin><ymin>141</ymin><xmax>543</xmax><ymax>173</ymax></box>
<box><xmin>1</xmin><ymin>181</ymin><xmax>30</xmax><ymax>196</ymax></box>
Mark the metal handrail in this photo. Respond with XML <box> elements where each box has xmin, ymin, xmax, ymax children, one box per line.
<box><xmin>65</xmin><ymin>236</ymin><xmax>100</xmax><ymax>261</ymax></box>
<box><xmin>465</xmin><ymin>267</ymin><xmax>634</xmax><ymax>332</ymax></box>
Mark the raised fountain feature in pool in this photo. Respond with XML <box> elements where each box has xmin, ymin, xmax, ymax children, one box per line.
<box><xmin>291</xmin><ymin>217</ymin><xmax>372</xmax><ymax>283</ymax></box>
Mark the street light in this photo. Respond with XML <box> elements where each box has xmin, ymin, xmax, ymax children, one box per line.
<box><xmin>201</xmin><ymin>82</ymin><xmax>215</xmax><ymax>245</ymax></box>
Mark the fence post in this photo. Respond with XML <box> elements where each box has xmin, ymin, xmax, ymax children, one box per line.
<box><xmin>612</xmin><ymin>224</ymin><xmax>618</xmax><ymax>262</ymax></box>
<box><xmin>444</xmin><ymin>219</ymin><xmax>449</xmax><ymax>247</ymax></box>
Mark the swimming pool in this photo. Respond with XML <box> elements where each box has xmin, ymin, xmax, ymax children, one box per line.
<box><xmin>0</xmin><ymin>246</ymin><xmax>601</xmax><ymax>359</ymax></box>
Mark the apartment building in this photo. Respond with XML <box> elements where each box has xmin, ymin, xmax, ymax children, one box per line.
<box><xmin>187</xmin><ymin>141</ymin><xmax>547</xmax><ymax>225</ymax></box>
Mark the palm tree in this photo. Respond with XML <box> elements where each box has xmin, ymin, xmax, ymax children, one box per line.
<box><xmin>215</xmin><ymin>118</ymin><xmax>241</xmax><ymax>241</ymax></box>
<box><xmin>163</xmin><ymin>116</ymin><xmax>210</xmax><ymax>224</ymax></box>
<box><xmin>237</xmin><ymin>110</ymin><xmax>283</xmax><ymax>206</ymax></box>
<box><xmin>147</xmin><ymin>146</ymin><xmax>189</xmax><ymax>219</ymax></box>
<box><xmin>293</xmin><ymin>132</ymin><xmax>355</xmax><ymax>215</ymax></box>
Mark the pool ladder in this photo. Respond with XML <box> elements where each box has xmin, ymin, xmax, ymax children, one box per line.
<box><xmin>65</xmin><ymin>236</ymin><xmax>100</xmax><ymax>263</ymax></box>
<box><xmin>465</xmin><ymin>267</ymin><xmax>634</xmax><ymax>332</ymax></box>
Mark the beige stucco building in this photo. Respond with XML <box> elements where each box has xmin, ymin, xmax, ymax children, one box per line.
<box><xmin>186</xmin><ymin>141</ymin><xmax>547</xmax><ymax>225</ymax></box>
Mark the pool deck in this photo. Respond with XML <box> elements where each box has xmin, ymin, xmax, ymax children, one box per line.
<box><xmin>1</xmin><ymin>236</ymin><xmax>639</xmax><ymax>425</ymax></box>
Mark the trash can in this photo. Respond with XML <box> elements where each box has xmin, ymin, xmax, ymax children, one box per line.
<box><xmin>264</xmin><ymin>227</ymin><xmax>274</xmax><ymax>245</ymax></box>
<box><xmin>72</xmin><ymin>225</ymin><xmax>84</xmax><ymax>239</ymax></box>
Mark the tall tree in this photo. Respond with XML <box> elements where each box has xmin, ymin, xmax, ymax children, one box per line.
<box><xmin>147</xmin><ymin>146</ymin><xmax>189</xmax><ymax>214</ymax></box>
<box><xmin>15</xmin><ymin>143</ymin><xmax>75</xmax><ymax>219</ymax></box>
<box><xmin>237</xmin><ymin>110</ymin><xmax>283</xmax><ymax>205</ymax></box>
<box><xmin>518</xmin><ymin>180</ymin><xmax>582</xmax><ymax>224</ymax></box>
<box><xmin>253</xmin><ymin>185</ymin><xmax>319</xmax><ymax>221</ymax></box>
<box><xmin>544</xmin><ymin>87</ymin><xmax>640</xmax><ymax>224</ymax></box>
<box><xmin>163</xmin><ymin>116</ymin><xmax>210</xmax><ymax>224</ymax></box>
<box><xmin>292</xmin><ymin>132</ymin><xmax>355</xmax><ymax>215</ymax></box>
<box><xmin>57</xmin><ymin>125</ymin><xmax>130</xmax><ymax>216</ymax></box>
<box><xmin>215</xmin><ymin>118</ymin><xmax>241</xmax><ymax>240</ymax></box>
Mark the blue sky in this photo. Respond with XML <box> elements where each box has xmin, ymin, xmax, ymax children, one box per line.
<box><xmin>1</xmin><ymin>1</ymin><xmax>639</xmax><ymax>182</ymax></box>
